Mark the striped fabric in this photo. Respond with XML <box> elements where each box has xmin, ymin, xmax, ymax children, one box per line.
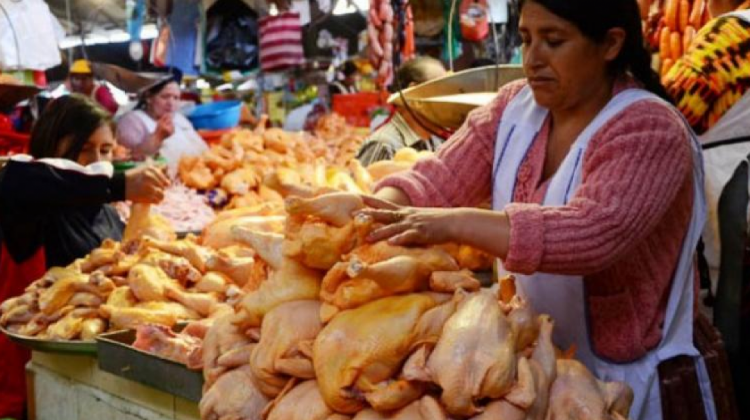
<box><xmin>665</xmin><ymin>4</ymin><xmax>750</xmax><ymax>135</ymax></box>
<box><xmin>258</xmin><ymin>11</ymin><xmax>304</xmax><ymax>72</ymax></box>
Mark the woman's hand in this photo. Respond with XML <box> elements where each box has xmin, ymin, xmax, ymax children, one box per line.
<box><xmin>359</xmin><ymin>195</ymin><xmax>464</xmax><ymax>246</ymax></box>
<box><xmin>358</xmin><ymin>195</ymin><xmax>512</xmax><ymax>258</ymax></box>
<box><xmin>155</xmin><ymin>114</ymin><xmax>175</xmax><ymax>142</ymax></box>
<box><xmin>125</xmin><ymin>165</ymin><xmax>170</xmax><ymax>203</ymax></box>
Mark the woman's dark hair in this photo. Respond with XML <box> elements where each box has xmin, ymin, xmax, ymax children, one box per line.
<box><xmin>29</xmin><ymin>94</ymin><xmax>111</xmax><ymax>160</ymax></box>
<box><xmin>519</xmin><ymin>0</ymin><xmax>671</xmax><ymax>102</ymax></box>
<box><xmin>395</xmin><ymin>56</ymin><xmax>446</xmax><ymax>89</ymax></box>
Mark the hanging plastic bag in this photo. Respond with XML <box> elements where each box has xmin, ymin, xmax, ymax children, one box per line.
<box><xmin>0</xmin><ymin>0</ymin><xmax>62</xmax><ymax>71</ymax></box>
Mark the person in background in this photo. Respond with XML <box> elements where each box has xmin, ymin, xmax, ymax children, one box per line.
<box><xmin>67</xmin><ymin>59</ymin><xmax>119</xmax><ymax>115</ymax></box>
<box><xmin>116</xmin><ymin>74</ymin><xmax>208</xmax><ymax>175</ymax></box>
<box><xmin>0</xmin><ymin>95</ymin><xmax>168</xmax><ymax>420</ymax></box>
<box><xmin>356</xmin><ymin>56</ymin><xmax>447</xmax><ymax>166</ymax></box>
<box><xmin>329</xmin><ymin>60</ymin><xmax>360</xmax><ymax>95</ymax></box>
<box><xmin>663</xmin><ymin>0</ymin><xmax>750</xmax><ymax>416</ymax></box>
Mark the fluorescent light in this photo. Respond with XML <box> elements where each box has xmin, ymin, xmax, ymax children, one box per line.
<box><xmin>58</xmin><ymin>24</ymin><xmax>159</xmax><ymax>49</ymax></box>
<box><xmin>109</xmin><ymin>32</ymin><xmax>131</xmax><ymax>43</ymax></box>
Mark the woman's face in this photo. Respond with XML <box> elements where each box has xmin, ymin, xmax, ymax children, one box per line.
<box><xmin>77</xmin><ymin>125</ymin><xmax>115</xmax><ymax>166</ymax></box>
<box><xmin>519</xmin><ymin>2</ymin><xmax>625</xmax><ymax>111</ymax></box>
<box><xmin>148</xmin><ymin>82</ymin><xmax>180</xmax><ymax>119</ymax></box>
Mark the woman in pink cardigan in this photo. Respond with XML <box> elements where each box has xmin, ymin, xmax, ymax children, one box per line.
<box><xmin>362</xmin><ymin>0</ymin><xmax>714</xmax><ymax>419</ymax></box>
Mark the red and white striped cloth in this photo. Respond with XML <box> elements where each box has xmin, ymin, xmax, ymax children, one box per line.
<box><xmin>258</xmin><ymin>11</ymin><xmax>304</xmax><ymax>72</ymax></box>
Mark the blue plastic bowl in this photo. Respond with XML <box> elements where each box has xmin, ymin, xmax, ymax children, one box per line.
<box><xmin>187</xmin><ymin>100</ymin><xmax>242</xmax><ymax>130</ymax></box>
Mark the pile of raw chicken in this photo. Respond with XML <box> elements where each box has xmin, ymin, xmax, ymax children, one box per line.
<box><xmin>178</xmin><ymin>114</ymin><xmax>415</xmax><ymax>210</ymax></box>
<box><xmin>0</xmin><ymin>203</ymin><xmax>275</xmax><ymax>341</ymax></box>
<box><xmin>188</xmin><ymin>193</ymin><xmax>635</xmax><ymax>420</ymax></box>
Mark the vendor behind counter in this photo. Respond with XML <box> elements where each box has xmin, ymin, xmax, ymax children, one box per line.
<box><xmin>356</xmin><ymin>57</ymin><xmax>448</xmax><ymax>166</ymax></box>
<box><xmin>116</xmin><ymin>71</ymin><xmax>208</xmax><ymax>175</ymax></box>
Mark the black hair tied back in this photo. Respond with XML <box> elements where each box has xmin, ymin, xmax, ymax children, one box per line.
<box><xmin>519</xmin><ymin>0</ymin><xmax>671</xmax><ymax>103</ymax></box>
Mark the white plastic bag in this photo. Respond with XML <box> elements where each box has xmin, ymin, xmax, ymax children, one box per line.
<box><xmin>0</xmin><ymin>0</ymin><xmax>63</xmax><ymax>70</ymax></box>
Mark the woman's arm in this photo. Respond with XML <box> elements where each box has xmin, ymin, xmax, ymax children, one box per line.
<box><xmin>374</xmin><ymin>80</ymin><xmax>527</xmax><ymax>208</ymax></box>
<box><xmin>117</xmin><ymin>112</ymin><xmax>164</xmax><ymax>158</ymax></box>
<box><xmin>366</xmin><ymin>102</ymin><xmax>692</xmax><ymax>276</ymax></box>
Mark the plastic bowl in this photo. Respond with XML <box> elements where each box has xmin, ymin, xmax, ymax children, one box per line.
<box><xmin>187</xmin><ymin>101</ymin><xmax>242</xmax><ymax>130</ymax></box>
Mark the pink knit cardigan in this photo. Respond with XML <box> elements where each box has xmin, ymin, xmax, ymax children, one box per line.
<box><xmin>377</xmin><ymin>79</ymin><xmax>694</xmax><ymax>362</ymax></box>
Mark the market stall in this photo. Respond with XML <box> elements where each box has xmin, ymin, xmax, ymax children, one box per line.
<box><xmin>2</xmin><ymin>0</ymin><xmax>748</xmax><ymax>418</ymax></box>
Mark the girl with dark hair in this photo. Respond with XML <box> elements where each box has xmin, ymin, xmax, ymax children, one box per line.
<box><xmin>354</xmin><ymin>0</ymin><xmax>713</xmax><ymax>418</ymax></box>
<box><xmin>0</xmin><ymin>94</ymin><xmax>168</xmax><ymax>419</ymax></box>
<box><xmin>117</xmin><ymin>77</ymin><xmax>208</xmax><ymax>174</ymax></box>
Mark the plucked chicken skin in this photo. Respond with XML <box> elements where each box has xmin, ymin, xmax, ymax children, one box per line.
<box><xmin>250</xmin><ymin>300</ymin><xmax>323</xmax><ymax>397</ymax></box>
<box><xmin>313</xmin><ymin>292</ymin><xmax>458</xmax><ymax>414</ymax></box>
<box><xmin>426</xmin><ymin>289</ymin><xmax>517</xmax><ymax>417</ymax></box>
<box><xmin>352</xmin><ymin>396</ymin><xmax>448</xmax><ymax>420</ymax></box>
<box><xmin>232</xmin><ymin>229</ymin><xmax>322</xmax><ymax>329</ymax></box>
<box><xmin>546</xmin><ymin>359</ymin><xmax>633</xmax><ymax>420</ymax></box>
<box><xmin>199</xmin><ymin>363</ymin><xmax>270</xmax><ymax>420</ymax></box>
<box><xmin>132</xmin><ymin>324</ymin><xmax>202</xmax><ymax>366</ymax></box>
<box><xmin>265</xmin><ymin>380</ymin><xmax>341</xmax><ymax>420</ymax></box>
<box><xmin>320</xmin><ymin>242</ymin><xmax>459</xmax><ymax>312</ymax></box>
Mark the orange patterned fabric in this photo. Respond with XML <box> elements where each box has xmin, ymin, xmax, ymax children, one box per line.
<box><xmin>665</xmin><ymin>5</ymin><xmax>750</xmax><ymax>134</ymax></box>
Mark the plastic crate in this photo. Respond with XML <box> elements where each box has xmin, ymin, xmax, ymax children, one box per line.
<box><xmin>331</xmin><ymin>92</ymin><xmax>384</xmax><ymax>128</ymax></box>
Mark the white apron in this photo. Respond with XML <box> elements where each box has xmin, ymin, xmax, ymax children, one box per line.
<box><xmin>492</xmin><ymin>85</ymin><xmax>715</xmax><ymax>420</ymax></box>
<box><xmin>132</xmin><ymin>110</ymin><xmax>209</xmax><ymax>177</ymax></box>
<box><xmin>698</xmin><ymin>9</ymin><xmax>750</xmax><ymax>292</ymax></box>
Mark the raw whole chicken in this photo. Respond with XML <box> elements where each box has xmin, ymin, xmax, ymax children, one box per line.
<box><xmin>132</xmin><ymin>324</ymin><xmax>202</xmax><ymax>366</ymax></box>
<box><xmin>320</xmin><ymin>241</ymin><xmax>459</xmax><ymax>312</ymax></box>
<box><xmin>232</xmin><ymin>229</ymin><xmax>322</xmax><ymax>329</ymax></box>
<box><xmin>250</xmin><ymin>300</ymin><xmax>323</xmax><ymax>397</ymax></box>
<box><xmin>201</xmin><ymin>313</ymin><xmax>255</xmax><ymax>388</ymax></box>
<box><xmin>313</xmin><ymin>292</ymin><xmax>459</xmax><ymax>414</ymax></box>
<box><xmin>546</xmin><ymin>359</ymin><xmax>634</xmax><ymax>420</ymax></box>
<box><xmin>425</xmin><ymin>289</ymin><xmax>517</xmax><ymax>417</ymax></box>
<box><xmin>199</xmin><ymin>363</ymin><xmax>270</xmax><ymax>420</ymax></box>
<box><xmin>265</xmin><ymin>380</ymin><xmax>342</xmax><ymax>420</ymax></box>
<box><xmin>352</xmin><ymin>396</ymin><xmax>448</xmax><ymax>420</ymax></box>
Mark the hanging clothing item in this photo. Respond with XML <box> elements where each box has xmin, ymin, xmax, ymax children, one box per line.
<box><xmin>165</xmin><ymin>0</ymin><xmax>202</xmax><ymax>75</ymax></box>
<box><xmin>0</xmin><ymin>0</ymin><xmax>62</xmax><ymax>70</ymax></box>
<box><xmin>491</xmin><ymin>85</ymin><xmax>715</xmax><ymax>420</ymax></box>
<box><xmin>205</xmin><ymin>0</ymin><xmax>259</xmax><ymax>70</ymax></box>
<box><xmin>259</xmin><ymin>11</ymin><xmax>305</xmax><ymax>72</ymax></box>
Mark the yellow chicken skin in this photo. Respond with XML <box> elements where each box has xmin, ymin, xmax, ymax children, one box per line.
<box><xmin>426</xmin><ymin>290</ymin><xmax>518</xmax><ymax>417</ymax></box>
<box><xmin>320</xmin><ymin>242</ymin><xmax>459</xmax><ymax>311</ymax></box>
<box><xmin>231</xmin><ymin>229</ymin><xmax>322</xmax><ymax>329</ymax></box>
<box><xmin>313</xmin><ymin>293</ymin><xmax>455</xmax><ymax>414</ymax></box>
<box><xmin>250</xmin><ymin>300</ymin><xmax>323</xmax><ymax>397</ymax></box>
<box><xmin>265</xmin><ymin>380</ymin><xmax>342</xmax><ymax>420</ymax></box>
